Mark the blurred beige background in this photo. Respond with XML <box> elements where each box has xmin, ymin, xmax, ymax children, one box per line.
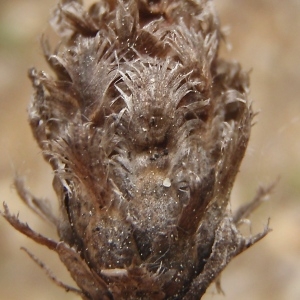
<box><xmin>0</xmin><ymin>0</ymin><xmax>299</xmax><ymax>299</ymax></box>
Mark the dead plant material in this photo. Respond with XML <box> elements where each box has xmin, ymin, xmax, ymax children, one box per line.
<box><xmin>2</xmin><ymin>0</ymin><xmax>273</xmax><ymax>299</ymax></box>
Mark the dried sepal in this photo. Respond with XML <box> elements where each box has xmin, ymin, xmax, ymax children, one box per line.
<box><xmin>1</xmin><ymin>202</ymin><xmax>57</xmax><ymax>250</ymax></box>
<box><xmin>233</xmin><ymin>180</ymin><xmax>278</xmax><ymax>225</ymax></box>
<box><xmin>21</xmin><ymin>247</ymin><xmax>84</xmax><ymax>297</ymax></box>
<box><xmin>14</xmin><ymin>176</ymin><xmax>58</xmax><ymax>226</ymax></box>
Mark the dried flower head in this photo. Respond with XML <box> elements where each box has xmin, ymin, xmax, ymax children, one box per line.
<box><xmin>2</xmin><ymin>0</ymin><xmax>272</xmax><ymax>299</ymax></box>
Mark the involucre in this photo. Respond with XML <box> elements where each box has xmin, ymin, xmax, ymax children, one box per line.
<box><xmin>2</xmin><ymin>0</ymin><xmax>272</xmax><ymax>299</ymax></box>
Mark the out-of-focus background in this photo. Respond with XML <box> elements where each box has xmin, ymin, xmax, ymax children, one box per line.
<box><xmin>0</xmin><ymin>0</ymin><xmax>299</xmax><ymax>299</ymax></box>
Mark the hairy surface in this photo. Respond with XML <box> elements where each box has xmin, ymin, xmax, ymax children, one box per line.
<box><xmin>2</xmin><ymin>0</ymin><xmax>270</xmax><ymax>299</ymax></box>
